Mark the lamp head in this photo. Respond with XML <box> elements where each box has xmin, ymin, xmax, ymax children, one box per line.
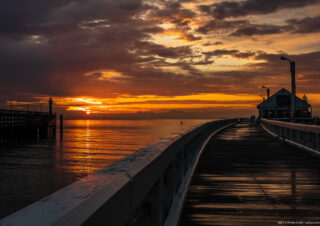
<box><xmin>280</xmin><ymin>56</ymin><xmax>289</xmax><ymax>61</ymax></box>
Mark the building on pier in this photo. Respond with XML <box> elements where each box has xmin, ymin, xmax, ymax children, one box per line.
<box><xmin>257</xmin><ymin>88</ymin><xmax>311</xmax><ymax>120</ymax></box>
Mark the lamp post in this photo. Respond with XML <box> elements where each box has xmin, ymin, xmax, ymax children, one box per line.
<box><xmin>259</xmin><ymin>95</ymin><xmax>265</xmax><ymax>118</ymax></box>
<box><xmin>262</xmin><ymin>86</ymin><xmax>270</xmax><ymax>102</ymax></box>
<box><xmin>280</xmin><ymin>56</ymin><xmax>296</xmax><ymax>122</ymax></box>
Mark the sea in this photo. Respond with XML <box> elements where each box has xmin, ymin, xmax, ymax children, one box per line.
<box><xmin>0</xmin><ymin>119</ymin><xmax>210</xmax><ymax>218</ymax></box>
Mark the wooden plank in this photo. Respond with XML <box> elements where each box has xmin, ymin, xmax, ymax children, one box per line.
<box><xmin>180</xmin><ymin>122</ymin><xmax>320</xmax><ymax>225</ymax></box>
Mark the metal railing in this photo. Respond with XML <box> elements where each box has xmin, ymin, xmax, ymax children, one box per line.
<box><xmin>261</xmin><ymin>118</ymin><xmax>320</xmax><ymax>156</ymax></box>
<box><xmin>0</xmin><ymin>119</ymin><xmax>238</xmax><ymax>226</ymax></box>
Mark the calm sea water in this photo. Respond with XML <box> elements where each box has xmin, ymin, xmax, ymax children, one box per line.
<box><xmin>0</xmin><ymin>119</ymin><xmax>210</xmax><ymax>218</ymax></box>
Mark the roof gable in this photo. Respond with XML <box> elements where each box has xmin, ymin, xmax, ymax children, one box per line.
<box><xmin>257</xmin><ymin>88</ymin><xmax>310</xmax><ymax>108</ymax></box>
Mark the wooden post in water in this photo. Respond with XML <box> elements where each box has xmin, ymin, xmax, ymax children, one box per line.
<box><xmin>60</xmin><ymin>115</ymin><xmax>63</xmax><ymax>139</ymax></box>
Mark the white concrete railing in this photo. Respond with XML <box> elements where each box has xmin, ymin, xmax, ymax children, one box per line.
<box><xmin>0</xmin><ymin>119</ymin><xmax>238</xmax><ymax>226</ymax></box>
<box><xmin>261</xmin><ymin>118</ymin><xmax>320</xmax><ymax>156</ymax></box>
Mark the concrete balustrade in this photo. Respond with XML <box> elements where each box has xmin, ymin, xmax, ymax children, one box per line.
<box><xmin>0</xmin><ymin>119</ymin><xmax>238</xmax><ymax>226</ymax></box>
<box><xmin>261</xmin><ymin>118</ymin><xmax>320</xmax><ymax>156</ymax></box>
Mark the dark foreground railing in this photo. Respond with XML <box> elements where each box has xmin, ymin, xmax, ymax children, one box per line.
<box><xmin>0</xmin><ymin>119</ymin><xmax>238</xmax><ymax>226</ymax></box>
<box><xmin>261</xmin><ymin>118</ymin><xmax>320</xmax><ymax>156</ymax></box>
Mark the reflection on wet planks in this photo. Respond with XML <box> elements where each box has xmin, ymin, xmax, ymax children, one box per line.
<box><xmin>181</xmin><ymin>122</ymin><xmax>320</xmax><ymax>226</ymax></box>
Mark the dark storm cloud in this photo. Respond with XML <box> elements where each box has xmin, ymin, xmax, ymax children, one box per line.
<box><xmin>198</xmin><ymin>15</ymin><xmax>320</xmax><ymax>37</ymax></box>
<box><xmin>204</xmin><ymin>49</ymin><xmax>256</xmax><ymax>59</ymax></box>
<box><xmin>203</xmin><ymin>41</ymin><xmax>224</xmax><ymax>46</ymax></box>
<box><xmin>254</xmin><ymin>51</ymin><xmax>320</xmax><ymax>72</ymax></box>
<box><xmin>197</xmin><ymin>50</ymin><xmax>320</xmax><ymax>94</ymax></box>
<box><xmin>0</xmin><ymin>0</ymin><xmax>147</xmax><ymax>37</ymax></box>
<box><xmin>197</xmin><ymin>0</ymin><xmax>320</xmax><ymax>37</ymax></box>
<box><xmin>150</xmin><ymin>1</ymin><xmax>201</xmax><ymax>41</ymax></box>
<box><xmin>0</xmin><ymin>0</ymin><xmax>194</xmax><ymax>99</ymax></box>
<box><xmin>230</xmin><ymin>15</ymin><xmax>320</xmax><ymax>36</ymax></box>
<box><xmin>151</xmin><ymin>1</ymin><xmax>195</xmax><ymax>30</ymax></box>
<box><xmin>230</xmin><ymin>24</ymin><xmax>287</xmax><ymax>36</ymax></box>
<box><xmin>287</xmin><ymin>16</ymin><xmax>320</xmax><ymax>34</ymax></box>
<box><xmin>0</xmin><ymin>0</ymin><xmax>319</xmax><ymax>111</ymax></box>
<box><xmin>153</xmin><ymin>2</ymin><xmax>196</xmax><ymax>22</ymax></box>
<box><xmin>197</xmin><ymin>19</ymin><xmax>248</xmax><ymax>34</ymax></box>
<box><xmin>134</xmin><ymin>41</ymin><xmax>192</xmax><ymax>58</ymax></box>
<box><xmin>85</xmin><ymin>72</ymin><xmax>103</xmax><ymax>80</ymax></box>
<box><xmin>183</xmin><ymin>34</ymin><xmax>202</xmax><ymax>41</ymax></box>
<box><xmin>200</xmin><ymin>0</ymin><xmax>320</xmax><ymax>20</ymax></box>
<box><xmin>141</xmin><ymin>26</ymin><xmax>164</xmax><ymax>34</ymax></box>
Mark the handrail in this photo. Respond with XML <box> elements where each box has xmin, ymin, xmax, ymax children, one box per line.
<box><xmin>261</xmin><ymin>118</ymin><xmax>320</xmax><ymax>156</ymax></box>
<box><xmin>262</xmin><ymin>119</ymin><xmax>320</xmax><ymax>133</ymax></box>
<box><xmin>0</xmin><ymin>119</ymin><xmax>238</xmax><ymax>226</ymax></box>
<box><xmin>0</xmin><ymin>109</ymin><xmax>55</xmax><ymax>116</ymax></box>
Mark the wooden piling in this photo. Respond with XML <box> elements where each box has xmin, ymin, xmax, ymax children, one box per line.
<box><xmin>60</xmin><ymin>115</ymin><xmax>63</xmax><ymax>139</ymax></box>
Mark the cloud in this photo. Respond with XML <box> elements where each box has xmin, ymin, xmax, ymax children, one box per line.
<box><xmin>0</xmin><ymin>0</ymin><xmax>161</xmax><ymax>98</ymax></box>
<box><xmin>199</xmin><ymin>15</ymin><xmax>320</xmax><ymax>37</ymax></box>
<box><xmin>152</xmin><ymin>2</ymin><xmax>196</xmax><ymax>23</ymax></box>
<box><xmin>200</xmin><ymin>0</ymin><xmax>320</xmax><ymax>19</ymax></box>
<box><xmin>149</xmin><ymin>2</ymin><xmax>202</xmax><ymax>42</ymax></box>
<box><xmin>204</xmin><ymin>49</ymin><xmax>256</xmax><ymax>59</ymax></box>
<box><xmin>197</xmin><ymin>19</ymin><xmax>248</xmax><ymax>34</ymax></box>
<box><xmin>230</xmin><ymin>24</ymin><xmax>287</xmax><ymax>36</ymax></box>
<box><xmin>203</xmin><ymin>41</ymin><xmax>224</xmax><ymax>46</ymax></box>
<box><xmin>134</xmin><ymin>41</ymin><xmax>193</xmax><ymax>58</ymax></box>
<box><xmin>0</xmin><ymin>0</ymin><xmax>320</xmax><ymax>116</ymax></box>
<box><xmin>287</xmin><ymin>16</ymin><xmax>320</xmax><ymax>34</ymax></box>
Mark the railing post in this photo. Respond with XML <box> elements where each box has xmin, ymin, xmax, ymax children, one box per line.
<box><xmin>151</xmin><ymin>179</ymin><xmax>163</xmax><ymax>226</ymax></box>
<box><xmin>262</xmin><ymin>119</ymin><xmax>320</xmax><ymax>155</ymax></box>
<box><xmin>174</xmin><ymin>153</ymin><xmax>183</xmax><ymax>193</ymax></box>
<box><xmin>317</xmin><ymin>133</ymin><xmax>320</xmax><ymax>151</ymax></box>
<box><xmin>163</xmin><ymin>164</ymin><xmax>175</xmax><ymax>218</ymax></box>
<box><xmin>185</xmin><ymin>143</ymin><xmax>191</xmax><ymax>168</ymax></box>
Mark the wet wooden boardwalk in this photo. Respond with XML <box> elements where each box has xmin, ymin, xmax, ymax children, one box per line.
<box><xmin>180</xmin><ymin>122</ymin><xmax>320</xmax><ymax>225</ymax></box>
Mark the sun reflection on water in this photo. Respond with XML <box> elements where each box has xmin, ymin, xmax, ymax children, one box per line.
<box><xmin>55</xmin><ymin>119</ymin><xmax>210</xmax><ymax>178</ymax></box>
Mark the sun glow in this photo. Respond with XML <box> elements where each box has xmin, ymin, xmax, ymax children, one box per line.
<box><xmin>13</xmin><ymin>91</ymin><xmax>320</xmax><ymax>116</ymax></box>
<box><xmin>58</xmin><ymin>93</ymin><xmax>262</xmax><ymax>114</ymax></box>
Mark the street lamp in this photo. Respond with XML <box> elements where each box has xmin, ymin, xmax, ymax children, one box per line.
<box><xmin>262</xmin><ymin>86</ymin><xmax>270</xmax><ymax>102</ymax></box>
<box><xmin>280</xmin><ymin>56</ymin><xmax>296</xmax><ymax>122</ymax></box>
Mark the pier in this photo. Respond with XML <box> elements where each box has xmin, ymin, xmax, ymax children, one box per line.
<box><xmin>0</xmin><ymin>106</ymin><xmax>56</xmax><ymax>142</ymax></box>
<box><xmin>1</xmin><ymin>118</ymin><xmax>319</xmax><ymax>225</ymax></box>
<box><xmin>181</xmin><ymin>122</ymin><xmax>320</xmax><ymax>225</ymax></box>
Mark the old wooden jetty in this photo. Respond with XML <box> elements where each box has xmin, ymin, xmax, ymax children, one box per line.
<box><xmin>1</xmin><ymin>119</ymin><xmax>319</xmax><ymax>226</ymax></box>
<box><xmin>0</xmin><ymin>100</ymin><xmax>56</xmax><ymax>142</ymax></box>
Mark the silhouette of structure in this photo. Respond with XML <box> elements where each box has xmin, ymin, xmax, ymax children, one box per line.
<box><xmin>0</xmin><ymin>98</ymin><xmax>56</xmax><ymax>143</ymax></box>
<box><xmin>281</xmin><ymin>56</ymin><xmax>296</xmax><ymax>121</ymax></box>
<box><xmin>262</xmin><ymin>85</ymin><xmax>270</xmax><ymax>102</ymax></box>
<box><xmin>49</xmin><ymin>97</ymin><xmax>53</xmax><ymax>115</ymax></box>
<box><xmin>257</xmin><ymin>88</ymin><xmax>311</xmax><ymax>121</ymax></box>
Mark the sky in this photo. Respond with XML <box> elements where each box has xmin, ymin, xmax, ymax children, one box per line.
<box><xmin>0</xmin><ymin>0</ymin><xmax>320</xmax><ymax>119</ymax></box>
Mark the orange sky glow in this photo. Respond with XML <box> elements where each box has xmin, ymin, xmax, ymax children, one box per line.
<box><xmin>1</xmin><ymin>0</ymin><xmax>320</xmax><ymax>118</ymax></box>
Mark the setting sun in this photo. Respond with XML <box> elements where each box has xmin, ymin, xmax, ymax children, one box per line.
<box><xmin>85</xmin><ymin>111</ymin><xmax>91</xmax><ymax>115</ymax></box>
